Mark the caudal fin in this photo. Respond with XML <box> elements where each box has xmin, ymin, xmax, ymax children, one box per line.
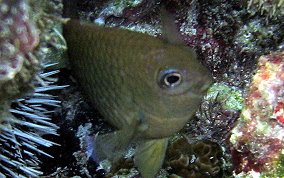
<box><xmin>134</xmin><ymin>138</ymin><xmax>169</xmax><ymax>178</ymax></box>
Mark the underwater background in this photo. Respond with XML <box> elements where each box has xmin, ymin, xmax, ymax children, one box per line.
<box><xmin>0</xmin><ymin>0</ymin><xmax>283</xmax><ymax>177</ymax></box>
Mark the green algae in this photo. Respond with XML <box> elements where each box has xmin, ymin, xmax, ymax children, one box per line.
<box><xmin>247</xmin><ymin>0</ymin><xmax>284</xmax><ymax>19</ymax></box>
<box><xmin>206</xmin><ymin>83</ymin><xmax>244</xmax><ymax>111</ymax></box>
<box><xmin>261</xmin><ymin>153</ymin><xmax>284</xmax><ymax>178</ymax></box>
<box><xmin>255</xmin><ymin>119</ymin><xmax>272</xmax><ymax>135</ymax></box>
<box><xmin>234</xmin><ymin>19</ymin><xmax>277</xmax><ymax>54</ymax></box>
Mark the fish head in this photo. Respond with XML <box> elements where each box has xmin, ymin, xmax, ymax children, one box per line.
<box><xmin>134</xmin><ymin>43</ymin><xmax>212</xmax><ymax>139</ymax></box>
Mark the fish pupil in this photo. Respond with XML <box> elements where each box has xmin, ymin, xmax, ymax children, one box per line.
<box><xmin>163</xmin><ymin>72</ymin><xmax>182</xmax><ymax>87</ymax></box>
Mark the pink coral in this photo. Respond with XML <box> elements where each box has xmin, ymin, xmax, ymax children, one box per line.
<box><xmin>0</xmin><ymin>0</ymin><xmax>40</xmax><ymax>103</ymax></box>
<box><xmin>0</xmin><ymin>0</ymin><xmax>39</xmax><ymax>82</ymax></box>
<box><xmin>230</xmin><ymin>52</ymin><xmax>284</xmax><ymax>176</ymax></box>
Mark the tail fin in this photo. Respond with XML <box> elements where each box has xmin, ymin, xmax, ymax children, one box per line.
<box><xmin>135</xmin><ymin>138</ymin><xmax>169</xmax><ymax>178</ymax></box>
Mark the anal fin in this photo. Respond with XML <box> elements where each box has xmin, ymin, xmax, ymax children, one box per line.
<box><xmin>134</xmin><ymin>138</ymin><xmax>169</xmax><ymax>178</ymax></box>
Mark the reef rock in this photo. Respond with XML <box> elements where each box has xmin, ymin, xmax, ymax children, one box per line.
<box><xmin>230</xmin><ymin>52</ymin><xmax>284</xmax><ymax>177</ymax></box>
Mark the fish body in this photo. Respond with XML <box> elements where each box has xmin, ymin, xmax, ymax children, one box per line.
<box><xmin>64</xmin><ymin>19</ymin><xmax>211</xmax><ymax>177</ymax></box>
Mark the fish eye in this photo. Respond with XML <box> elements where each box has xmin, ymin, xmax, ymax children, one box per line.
<box><xmin>159</xmin><ymin>70</ymin><xmax>182</xmax><ymax>88</ymax></box>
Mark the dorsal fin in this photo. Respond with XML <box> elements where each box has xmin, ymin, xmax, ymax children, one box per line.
<box><xmin>160</xmin><ymin>6</ymin><xmax>184</xmax><ymax>45</ymax></box>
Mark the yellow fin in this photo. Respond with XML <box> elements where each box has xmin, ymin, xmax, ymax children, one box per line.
<box><xmin>134</xmin><ymin>138</ymin><xmax>169</xmax><ymax>178</ymax></box>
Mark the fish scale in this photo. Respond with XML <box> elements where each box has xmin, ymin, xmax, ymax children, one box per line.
<box><xmin>66</xmin><ymin>20</ymin><xmax>159</xmax><ymax>128</ymax></box>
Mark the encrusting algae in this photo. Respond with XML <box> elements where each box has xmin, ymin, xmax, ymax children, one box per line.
<box><xmin>63</xmin><ymin>2</ymin><xmax>212</xmax><ymax>177</ymax></box>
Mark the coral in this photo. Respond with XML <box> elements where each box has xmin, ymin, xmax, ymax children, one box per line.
<box><xmin>0</xmin><ymin>0</ymin><xmax>40</xmax><ymax>101</ymax></box>
<box><xmin>166</xmin><ymin>137</ymin><xmax>224</xmax><ymax>177</ymax></box>
<box><xmin>0</xmin><ymin>0</ymin><xmax>65</xmax><ymax>107</ymax></box>
<box><xmin>230</xmin><ymin>52</ymin><xmax>284</xmax><ymax>177</ymax></box>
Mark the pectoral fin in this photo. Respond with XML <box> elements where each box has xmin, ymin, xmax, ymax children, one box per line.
<box><xmin>134</xmin><ymin>138</ymin><xmax>169</xmax><ymax>178</ymax></box>
<box><xmin>86</xmin><ymin>129</ymin><xmax>134</xmax><ymax>163</ymax></box>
